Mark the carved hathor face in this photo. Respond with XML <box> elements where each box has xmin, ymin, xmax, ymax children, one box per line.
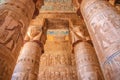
<box><xmin>74</xmin><ymin>26</ymin><xmax>85</xmax><ymax>35</ymax></box>
<box><xmin>28</xmin><ymin>26</ymin><xmax>42</xmax><ymax>38</ymax></box>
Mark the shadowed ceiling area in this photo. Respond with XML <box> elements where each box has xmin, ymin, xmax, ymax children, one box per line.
<box><xmin>46</xmin><ymin>19</ymin><xmax>69</xmax><ymax>29</ymax></box>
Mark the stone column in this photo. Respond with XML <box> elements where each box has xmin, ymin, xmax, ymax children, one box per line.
<box><xmin>74</xmin><ymin>42</ymin><xmax>104</xmax><ymax>80</ymax></box>
<box><xmin>70</xmin><ymin>25</ymin><xmax>104</xmax><ymax>80</ymax></box>
<box><xmin>12</xmin><ymin>42</ymin><xmax>42</xmax><ymax>80</ymax></box>
<box><xmin>0</xmin><ymin>0</ymin><xmax>43</xmax><ymax>80</ymax></box>
<box><xmin>80</xmin><ymin>0</ymin><xmax>120</xmax><ymax>79</ymax></box>
<box><xmin>12</xmin><ymin>26</ymin><xmax>47</xmax><ymax>80</ymax></box>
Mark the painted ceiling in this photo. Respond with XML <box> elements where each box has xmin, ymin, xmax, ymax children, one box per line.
<box><xmin>40</xmin><ymin>0</ymin><xmax>76</xmax><ymax>13</ymax></box>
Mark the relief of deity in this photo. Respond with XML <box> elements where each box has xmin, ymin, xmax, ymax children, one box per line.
<box><xmin>0</xmin><ymin>11</ymin><xmax>24</xmax><ymax>51</ymax></box>
<box><xmin>70</xmin><ymin>25</ymin><xmax>90</xmax><ymax>45</ymax></box>
<box><xmin>24</xmin><ymin>26</ymin><xmax>42</xmax><ymax>41</ymax></box>
<box><xmin>92</xmin><ymin>19</ymin><xmax>120</xmax><ymax>53</ymax></box>
<box><xmin>25</xmin><ymin>25</ymin><xmax>47</xmax><ymax>47</ymax></box>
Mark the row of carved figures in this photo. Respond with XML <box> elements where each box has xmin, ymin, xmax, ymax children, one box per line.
<box><xmin>38</xmin><ymin>66</ymin><xmax>77</xmax><ymax>80</ymax></box>
<box><xmin>38</xmin><ymin>40</ymin><xmax>78</xmax><ymax>80</ymax></box>
<box><xmin>40</xmin><ymin>52</ymin><xmax>76</xmax><ymax>66</ymax></box>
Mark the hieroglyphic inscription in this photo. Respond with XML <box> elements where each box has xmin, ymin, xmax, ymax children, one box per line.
<box><xmin>12</xmin><ymin>42</ymin><xmax>42</xmax><ymax>80</ymax></box>
<box><xmin>103</xmin><ymin>50</ymin><xmax>120</xmax><ymax>80</ymax></box>
<box><xmin>74</xmin><ymin>42</ymin><xmax>104</xmax><ymax>80</ymax></box>
<box><xmin>38</xmin><ymin>40</ymin><xmax>78</xmax><ymax>80</ymax></box>
<box><xmin>81</xmin><ymin>0</ymin><xmax>120</xmax><ymax>79</ymax></box>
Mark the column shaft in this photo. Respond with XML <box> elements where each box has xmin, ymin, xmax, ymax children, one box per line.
<box><xmin>70</xmin><ymin>24</ymin><xmax>104</xmax><ymax>79</ymax></box>
<box><xmin>81</xmin><ymin>0</ymin><xmax>120</xmax><ymax>79</ymax></box>
<box><xmin>12</xmin><ymin>25</ymin><xmax>47</xmax><ymax>80</ymax></box>
<box><xmin>0</xmin><ymin>0</ymin><xmax>43</xmax><ymax>79</ymax></box>
<box><xmin>74</xmin><ymin>42</ymin><xmax>104</xmax><ymax>80</ymax></box>
<box><xmin>12</xmin><ymin>42</ymin><xmax>42</xmax><ymax>80</ymax></box>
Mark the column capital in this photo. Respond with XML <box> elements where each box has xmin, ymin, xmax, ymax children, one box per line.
<box><xmin>24</xmin><ymin>25</ymin><xmax>47</xmax><ymax>53</ymax></box>
<box><xmin>32</xmin><ymin>0</ymin><xmax>44</xmax><ymax>19</ymax></box>
<box><xmin>70</xmin><ymin>24</ymin><xmax>91</xmax><ymax>46</ymax></box>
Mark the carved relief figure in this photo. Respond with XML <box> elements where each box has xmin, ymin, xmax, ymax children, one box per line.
<box><xmin>91</xmin><ymin>18</ymin><xmax>120</xmax><ymax>52</ymax></box>
<box><xmin>38</xmin><ymin>40</ymin><xmax>78</xmax><ymax>80</ymax></box>
<box><xmin>81</xmin><ymin>0</ymin><xmax>120</xmax><ymax>79</ymax></box>
<box><xmin>0</xmin><ymin>11</ymin><xmax>24</xmax><ymax>51</ymax></box>
<box><xmin>24</xmin><ymin>26</ymin><xmax>43</xmax><ymax>41</ymax></box>
<box><xmin>70</xmin><ymin>25</ymin><xmax>90</xmax><ymax>44</ymax></box>
<box><xmin>104</xmin><ymin>53</ymin><xmax>120</xmax><ymax>79</ymax></box>
<box><xmin>24</xmin><ymin>26</ymin><xmax>47</xmax><ymax>52</ymax></box>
